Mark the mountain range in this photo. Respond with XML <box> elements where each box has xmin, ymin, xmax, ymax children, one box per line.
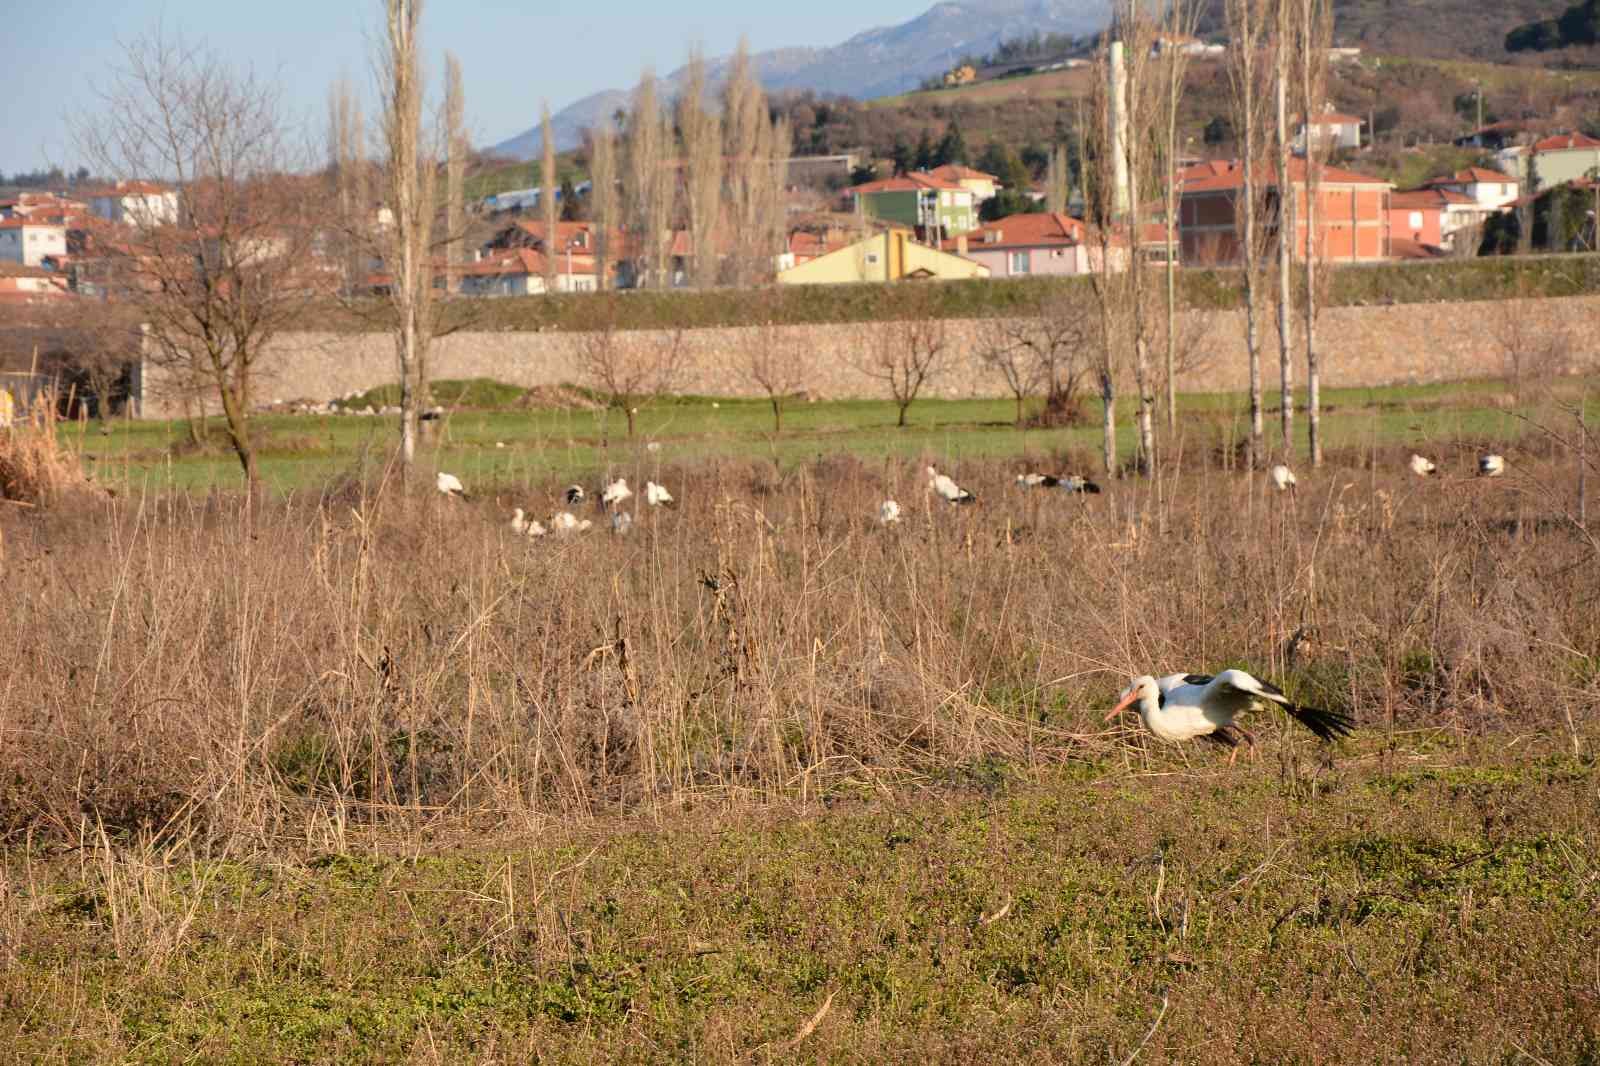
<box><xmin>489</xmin><ymin>0</ymin><xmax>1111</xmax><ymax>158</ymax></box>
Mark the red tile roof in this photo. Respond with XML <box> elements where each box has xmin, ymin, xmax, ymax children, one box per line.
<box><xmin>926</xmin><ymin>164</ymin><xmax>1000</xmax><ymax>183</ymax></box>
<box><xmin>1180</xmin><ymin>156</ymin><xmax>1391</xmax><ymax>193</ymax></box>
<box><xmin>1391</xmin><ymin>187</ymin><xmax>1476</xmax><ymax>209</ymax></box>
<box><xmin>1533</xmin><ymin>131</ymin><xmax>1600</xmax><ymax>152</ymax></box>
<box><xmin>940</xmin><ymin>212</ymin><xmax>1086</xmax><ymax>251</ymax></box>
<box><xmin>852</xmin><ymin>171</ymin><xmax>965</xmax><ymax>194</ymax></box>
<box><xmin>1427</xmin><ymin>167</ymin><xmax>1518</xmax><ymax>186</ymax></box>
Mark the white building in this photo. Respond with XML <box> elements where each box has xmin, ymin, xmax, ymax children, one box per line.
<box><xmin>1424</xmin><ymin>167</ymin><xmax>1519</xmax><ymax>211</ymax></box>
<box><xmin>1294</xmin><ymin>109</ymin><xmax>1363</xmax><ymax>153</ymax></box>
<box><xmin>0</xmin><ymin>220</ymin><xmax>67</xmax><ymax>267</ymax></box>
<box><xmin>86</xmin><ymin>181</ymin><xmax>179</xmax><ymax>227</ymax></box>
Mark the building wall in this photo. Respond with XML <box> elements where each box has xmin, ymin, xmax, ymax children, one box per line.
<box><xmin>965</xmin><ymin>244</ymin><xmax>1090</xmax><ymax>277</ymax></box>
<box><xmin>137</xmin><ymin>293</ymin><xmax>1600</xmax><ymax>418</ymax></box>
<box><xmin>856</xmin><ymin>189</ymin><xmax>919</xmax><ymax>229</ymax></box>
<box><xmin>1389</xmin><ymin>206</ymin><xmax>1443</xmax><ymax>247</ymax></box>
<box><xmin>1500</xmin><ymin>148</ymin><xmax>1600</xmax><ymax>193</ymax></box>
<box><xmin>0</xmin><ymin>225</ymin><xmax>66</xmax><ymax>267</ymax></box>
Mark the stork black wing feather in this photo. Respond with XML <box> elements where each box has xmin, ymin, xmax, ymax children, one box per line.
<box><xmin>1285</xmin><ymin>704</ymin><xmax>1355</xmax><ymax>742</ymax></box>
<box><xmin>1182</xmin><ymin>674</ymin><xmax>1213</xmax><ymax>686</ymax></box>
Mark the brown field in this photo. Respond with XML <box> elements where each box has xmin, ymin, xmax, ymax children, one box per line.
<box><xmin>1</xmin><ymin>412</ymin><xmax>1597</xmax><ymax>1060</ymax></box>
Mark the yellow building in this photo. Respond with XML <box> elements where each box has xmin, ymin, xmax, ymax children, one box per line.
<box><xmin>776</xmin><ymin>230</ymin><xmax>988</xmax><ymax>285</ymax></box>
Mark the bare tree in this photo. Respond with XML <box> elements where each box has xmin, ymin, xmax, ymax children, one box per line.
<box><xmin>1155</xmin><ymin>0</ymin><xmax>1200</xmax><ymax>437</ymax></box>
<box><xmin>626</xmin><ymin>71</ymin><xmax>673</xmax><ymax>289</ymax></box>
<box><xmin>679</xmin><ymin>49</ymin><xmax>723</xmax><ymax>289</ymax></box>
<box><xmin>540</xmin><ymin>99</ymin><xmax>558</xmax><ymax>293</ymax></box>
<box><xmin>976</xmin><ymin>318</ymin><xmax>1043</xmax><ymax>426</ymax></box>
<box><xmin>574</xmin><ymin>294</ymin><xmax>685</xmax><ymax>436</ymax></box>
<box><xmin>740</xmin><ymin>290</ymin><xmax>810</xmax><ymax>432</ymax></box>
<box><xmin>327</xmin><ymin>77</ymin><xmax>367</xmax><ymax>297</ymax></box>
<box><xmin>1297</xmin><ymin>0</ymin><xmax>1333</xmax><ymax>466</ymax></box>
<box><xmin>1225</xmin><ymin>0</ymin><xmax>1272</xmax><ymax>468</ymax></box>
<box><xmin>444</xmin><ymin>52</ymin><xmax>465</xmax><ymax>299</ymax></box>
<box><xmin>721</xmin><ymin>41</ymin><xmax>788</xmax><ymax>286</ymax></box>
<box><xmin>857</xmin><ymin>290</ymin><xmax>948</xmax><ymax>428</ymax></box>
<box><xmin>1271</xmin><ymin>0</ymin><xmax>1295</xmax><ymax>454</ymax></box>
<box><xmin>76</xmin><ymin>33</ymin><xmax>317</xmax><ymax>488</ymax></box>
<box><xmin>590</xmin><ymin>119</ymin><xmax>617</xmax><ymax>291</ymax></box>
<box><xmin>376</xmin><ymin>0</ymin><xmax>439</xmax><ymax>473</ymax></box>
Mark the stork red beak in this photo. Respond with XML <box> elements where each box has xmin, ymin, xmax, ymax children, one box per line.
<box><xmin>1104</xmin><ymin>690</ymin><xmax>1138</xmax><ymax>723</ymax></box>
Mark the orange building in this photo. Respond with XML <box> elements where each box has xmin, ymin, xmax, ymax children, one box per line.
<box><xmin>1177</xmin><ymin>158</ymin><xmax>1392</xmax><ymax>266</ymax></box>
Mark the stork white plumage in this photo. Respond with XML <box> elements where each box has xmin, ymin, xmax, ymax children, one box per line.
<box><xmin>1409</xmin><ymin>454</ymin><xmax>1438</xmax><ymax>477</ymax></box>
<box><xmin>550</xmin><ymin>511</ymin><xmax>592</xmax><ymax>534</ymax></box>
<box><xmin>1105</xmin><ymin>669</ymin><xmax>1353</xmax><ymax>763</ymax></box>
<box><xmin>1479</xmin><ymin>453</ymin><xmax>1505</xmax><ymax>477</ymax></box>
<box><xmin>878</xmin><ymin>500</ymin><xmax>902</xmax><ymax>525</ymax></box>
<box><xmin>1269</xmin><ymin>464</ymin><xmax>1297</xmax><ymax>492</ymax></box>
<box><xmin>1017</xmin><ymin>472</ymin><xmax>1102</xmax><ymax>493</ymax></box>
<box><xmin>602</xmin><ymin>477</ymin><xmax>632</xmax><ymax>507</ymax></box>
<box><xmin>565</xmin><ymin>484</ymin><xmax>587</xmax><ymax>505</ymax></box>
<box><xmin>926</xmin><ymin>466</ymin><xmax>975</xmax><ymax>505</ymax></box>
<box><xmin>644</xmin><ymin>481</ymin><xmax>674</xmax><ymax>506</ymax></box>
<box><xmin>435</xmin><ymin>472</ymin><xmax>468</xmax><ymax>499</ymax></box>
<box><xmin>526</xmin><ymin>518</ymin><xmax>548</xmax><ymax>537</ymax></box>
<box><xmin>510</xmin><ymin>508</ymin><xmax>530</xmax><ymax>535</ymax></box>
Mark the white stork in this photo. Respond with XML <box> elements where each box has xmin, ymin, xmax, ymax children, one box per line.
<box><xmin>602</xmin><ymin>477</ymin><xmax>633</xmax><ymax>507</ymax></box>
<box><xmin>878</xmin><ymin>500</ymin><xmax>902</xmax><ymax>525</ymax></box>
<box><xmin>644</xmin><ymin>481</ymin><xmax>674</xmax><ymax>507</ymax></box>
<box><xmin>565</xmin><ymin>484</ymin><xmax>587</xmax><ymax>505</ymax></box>
<box><xmin>510</xmin><ymin>508</ymin><xmax>530</xmax><ymax>535</ymax></box>
<box><xmin>1409</xmin><ymin>454</ymin><xmax>1438</xmax><ymax>477</ymax></box>
<box><xmin>550</xmin><ymin>511</ymin><xmax>593</xmax><ymax>534</ymax></box>
<box><xmin>1269</xmin><ymin>464</ymin><xmax>1297</xmax><ymax>493</ymax></box>
<box><xmin>1479</xmin><ymin>453</ymin><xmax>1505</xmax><ymax>478</ymax></box>
<box><xmin>435</xmin><ymin>472</ymin><xmax>468</xmax><ymax>500</ymax></box>
<box><xmin>926</xmin><ymin>466</ymin><xmax>976</xmax><ymax>505</ymax></box>
<box><xmin>1017</xmin><ymin>472</ymin><xmax>1102</xmax><ymax>494</ymax></box>
<box><xmin>1105</xmin><ymin>669</ymin><xmax>1354</xmax><ymax>763</ymax></box>
<box><xmin>526</xmin><ymin>518</ymin><xmax>548</xmax><ymax>538</ymax></box>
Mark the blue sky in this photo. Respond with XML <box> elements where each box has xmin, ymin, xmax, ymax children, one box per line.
<box><xmin>5</xmin><ymin>0</ymin><xmax>934</xmax><ymax>176</ymax></box>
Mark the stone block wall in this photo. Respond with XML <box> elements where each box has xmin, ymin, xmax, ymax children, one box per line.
<box><xmin>135</xmin><ymin>293</ymin><xmax>1600</xmax><ymax>418</ymax></box>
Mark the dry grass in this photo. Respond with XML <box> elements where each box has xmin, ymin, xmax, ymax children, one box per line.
<box><xmin>0</xmin><ymin>395</ymin><xmax>101</xmax><ymax>508</ymax></box>
<box><xmin>0</xmin><ymin>435</ymin><xmax>1596</xmax><ymax>1059</ymax></box>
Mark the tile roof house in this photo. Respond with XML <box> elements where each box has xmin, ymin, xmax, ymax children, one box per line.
<box><xmin>1495</xmin><ymin>131</ymin><xmax>1600</xmax><ymax>194</ymax></box>
<box><xmin>925</xmin><ymin>164</ymin><xmax>1002</xmax><ymax>202</ymax></box>
<box><xmin>82</xmin><ymin>180</ymin><xmax>180</xmax><ymax>227</ymax></box>
<box><xmin>0</xmin><ymin>260</ymin><xmax>70</xmax><ymax>297</ymax></box>
<box><xmin>0</xmin><ymin>219</ymin><xmax>68</xmax><ymax>268</ymax></box>
<box><xmin>1293</xmin><ymin>109</ymin><xmax>1363</xmax><ymax>153</ymax></box>
<box><xmin>1424</xmin><ymin>167</ymin><xmax>1520</xmax><ymax>210</ymax></box>
<box><xmin>1178</xmin><ymin>157</ymin><xmax>1392</xmax><ymax>264</ymax></box>
<box><xmin>1387</xmin><ymin>188</ymin><xmax>1475</xmax><ymax>252</ymax></box>
<box><xmin>456</xmin><ymin>248</ymin><xmax>598</xmax><ymax>296</ymax></box>
<box><xmin>777</xmin><ymin>228</ymin><xmax>988</xmax><ymax>285</ymax></box>
<box><xmin>939</xmin><ymin>212</ymin><xmax>1120</xmax><ymax>277</ymax></box>
<box><xmin>849</xmin><ymin>171</ymin><xmax>979</xmax><ymax>238</ymax></box>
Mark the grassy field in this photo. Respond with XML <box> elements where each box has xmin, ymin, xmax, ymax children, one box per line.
<box><xmin>67</xmin><ymin>376</ymin><xmax>1598</xmax><ymax>495</ymax></box>
<box><xmin>5</xmin><ymin>372</ymin><xmax>1598</xmax><ymax>1061</ymax></box>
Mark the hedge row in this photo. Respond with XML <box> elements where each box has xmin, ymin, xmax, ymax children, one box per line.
<box><xmin>303</xmin><ymin>253</ymin><xmax>1600</xmax><ymax>334</ymax></box>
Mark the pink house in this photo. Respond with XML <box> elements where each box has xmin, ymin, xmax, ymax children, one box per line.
<box><xmin>941</xmin><ymin>212</ymin><xmax>1105</xmax><ymax>277</ymax></box>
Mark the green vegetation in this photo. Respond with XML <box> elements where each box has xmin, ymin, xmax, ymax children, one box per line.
<box><xmin>294</xmin><ymin>254</ymin><xmax>1600</xmax><ymax>336</ymax></box>
<box><xmin>1506</xmin><ymin>0</ymin><xmax>1600</xmax><ymax>52</ymax></box>
<box><xmin>71</xmin><ymin>376</ymin><xmax>1599</xmax><ymax>494</ymax></box>
<box><xmin>4</xmin><ymin>740</ymin><xmax>1595</xmax><ymax>1060</ymax></box>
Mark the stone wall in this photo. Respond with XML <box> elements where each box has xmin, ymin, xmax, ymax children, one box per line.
<box><xmin>136</xmin><ymin>293</ymin><xmax>1600</xmax><ymax>418</ymax></box>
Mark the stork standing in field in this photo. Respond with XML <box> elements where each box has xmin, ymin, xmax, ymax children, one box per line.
<box><xmin>1105</xmin><ymin>669</ymin><xmax>1353</xmax><ymax>764</ymax></box>
<box><xmin>510</xmin><ymin>508</ymin><xmax>530</xmax><ymax>535</ymax></box>
<box><xmin>1016</xmin><ymin>472</ymin><xmax>1103</xmax><ymax>494</ymax></box>
<box><xmin>926</xmin><ymin>466</ymin><xmax>976</xmax><ymax>505</ymax></box>
<box><xmin>1269</xmin><ymin>464</ymin><xmax>1297</xmax><ymax>493</ymax></box>
<box><xmin>644</xmin><ymin>481</ymin><xmax>674</xmax><ymax>507</ymax></box>
<box><xmin>1479</xmin><ymin>453</ymin><xmax>1505</xmax><ymax>477</ymax></box>
<box><xmin>550</xmin><ymin>511</ymin><xmax>592</xmax><ymax>534</ymax></box>
<box><xmin>436</xmin><ymin>472</ymin><xmax>468</xmax><ymax>500</ymax></box>
<box><xmin>879</xmin><ymin>500</ymin><xmax>902</xmax><ymax>525</ymax></box>
<box><xmin>565</xmin><ymin>484</ymin><xmax>586</xmax><ymax>505</ymax></box>
<box><xmin>602</xmin><ymin>477</ymin><xmax>633</xmax><ymax>508</ymax></box>
<box><xmin>1409</xmin><ymin>454</ymin><xmax>1437</xmax><ymax>477</ymax></box>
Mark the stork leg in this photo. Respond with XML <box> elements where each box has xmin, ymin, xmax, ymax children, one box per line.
<box><xmin>1238</xmin><ymin>726</ymin><xmax>1258</xmax><ymax>761</ymax></box>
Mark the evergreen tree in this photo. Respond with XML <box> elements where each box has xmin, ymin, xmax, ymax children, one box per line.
<box><xmin>934</xmin><ymin>119</ymin><xmax>968</xmax><ymax>166</ymax></box>
<box><xmin>913</xmin><ymin>129</ymin><xmax>936</xmax><ymax>171</ymax></box>
<box><xmin>559</xmin><ymin>178</ymin><xmax>580</xmax><ymax>221</ymax></box>
<box><xmin>890</xmin><ymin>136</ymin><xmax>913</xmax><ymax>176</ymax></box>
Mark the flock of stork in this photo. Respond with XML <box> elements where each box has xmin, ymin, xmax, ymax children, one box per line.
<box><xmin>431</xmin><ymin>444</ymin><xmax>1510</xmax><ymax>761</ymax></box>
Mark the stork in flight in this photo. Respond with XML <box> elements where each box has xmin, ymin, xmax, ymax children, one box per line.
<box><xmin>926</xmin><ymin>466</ymin><xmax>976</xmax><ymax>505</ymax></box>
<box><xmin>1409</xmin><ymin>454</ymin><xmax>1437</xmax><ymax>477</ymax></box>
<box><xmin>1016</xmin><ymin>472</ymin><xmax>1102</xmax><ymax>494</ymax></box>
<box><xmin>1479</xmin><ymin>453</ymin><xmax>1505</xmax><ymax>478</ymax></box>
<box><xmin>435</xmin><ymin>472</ymin><xmax>468</xmax><ymax>500</ymax></box>
<box><xmin>1105</xmin><ymin>669</ymin><xmax>1353</xmax><ymax>763</ymax></box>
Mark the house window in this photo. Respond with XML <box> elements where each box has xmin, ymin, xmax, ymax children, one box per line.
<box><xmin>865</xmin><ymin>253</ymin><xmax>879</xmax><ymax>264</ymax></box>
<box><xmin>1009</xmin><ymin>251</ymin><xmax>1029</xmax><ymax>275</ymax></box>
<box><xmin>1408</xmin><ymin>211</ymin><xmax>1423</xmax><ymax>230</ymax></box>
